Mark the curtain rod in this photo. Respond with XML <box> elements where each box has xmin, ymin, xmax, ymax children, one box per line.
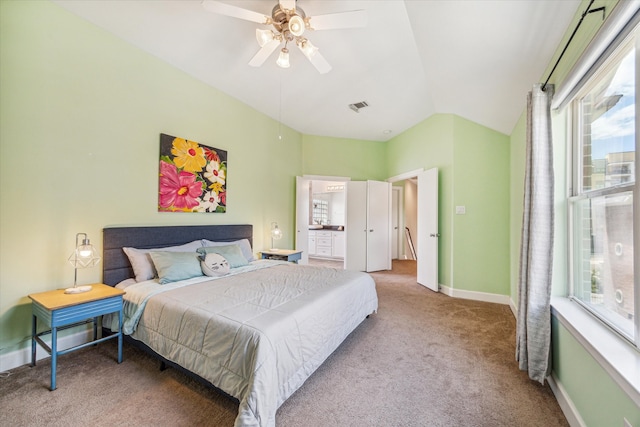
<box><xmin>542</xmin><ymin>0</ymin><xmax>606</xmax><ymax>91</ymax></box>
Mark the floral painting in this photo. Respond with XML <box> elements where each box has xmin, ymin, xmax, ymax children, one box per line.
<box><xmin>158</xmin><ymin>133</ymin><xmax>227</xmax><ymax>213</ymax></box>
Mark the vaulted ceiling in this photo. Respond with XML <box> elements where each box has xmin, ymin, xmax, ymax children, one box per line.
<box><xmin>53</xmin><ymin>0</ymin><xmax>581</xmax><ymax>141</ymax></box>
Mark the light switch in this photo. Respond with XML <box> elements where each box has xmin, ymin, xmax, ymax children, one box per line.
<box><xmin>456</xmin><ymin>206</ymin><xmax>466</xmax><ymax>215</ymax></box>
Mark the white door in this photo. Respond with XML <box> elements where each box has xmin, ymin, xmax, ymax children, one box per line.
<box><xmin>345</xmin><ymin>181</ymin><xmax>367</xmax><ymax>271</ymax></box>
<box><xmin>417</xmin><ymin>168</ymin><xmax>438</xmax><ymax>292</ymax></box>
<box><xmin>366</xmin><ymin>180</ymin><xmax>391</xmax><ymax>272</ymax></box>
<box><xmin>295</xmin><ymin>176</ymin><xmax>311</xmax><ymax>265</ymax></box>
<box><xmin>391</xmin><ymin>187</ymin><xmax>400</xmax><ymax>259</ymax></box>
<box><xmin>345</xmin><ymin>180</ymin><xmax>391</xmax><ymax>272</ymax></box>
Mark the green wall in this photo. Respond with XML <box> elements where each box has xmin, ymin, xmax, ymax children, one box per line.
<box><xmin>508</xmin><ymin>0</ymin><xmax>638</xmax><ymax>424</ymax></box>
<box><xmin>551</xmin><ymin>317</ymin><xmax>640</xmax><ymax>425</ymax></box>
<box><xmin>452</xmin><ymin>116</ymin><xmax>510</xmax><ymax>295</ymax></box>
<box><xmin>386</xmin><ymin>114</ymin><xmax>511</xmax><ymax>295</ymax></box>
<box><xmin>302</xmin><ymin>135</ymin><xmax>387</xmax><ymax>181</ymax></box>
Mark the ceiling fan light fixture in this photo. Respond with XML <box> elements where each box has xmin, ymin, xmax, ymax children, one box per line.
<box><xmin>288</xmin><ymin>15</ymin><xmax>305</xmax><ymax>37</ymax></box>
<box><xmin>256</xmin><ymin>28</ymin><xmax>276</xmax><ymax>47</ymax></box>
<box><xmin>299</xmin><ymin>39</ymin><xmax>318</xmax><ymax>59</ymax></box>
<box><xmin>276</xmin><ymin>47</ymin><xmax>290</xmax><ymax>68</ymax></box>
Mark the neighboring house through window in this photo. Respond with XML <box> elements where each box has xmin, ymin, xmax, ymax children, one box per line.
<box><xmin>569</xmin><ymin>25</ymin><xmax>638</xmax><ymax>348</ymax></box>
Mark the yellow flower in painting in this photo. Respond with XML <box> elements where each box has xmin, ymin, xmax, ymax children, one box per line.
<box><xmin>209</xmin><ymin>181</ymin><xmax>223</xmax><ymax>193</ymax></box>
<box><xmin>171</xmin><ymin>138</ymin><xmax>206</xmax><ymax>173</ymax></box>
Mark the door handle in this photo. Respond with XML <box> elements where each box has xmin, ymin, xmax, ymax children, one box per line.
<box><xmin>430</xmin><ymin>233</ymin><xmax>440</xmax><ymax>237</ymax></box>
<box><xmin>369</xmin><ymin>229</ymin><xmax>374</xmax><ymax>232</ymax></box>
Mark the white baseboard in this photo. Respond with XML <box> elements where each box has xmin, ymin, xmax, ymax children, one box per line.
<box><xmin>439</xmin><ymin>284</ymin><xmax>512</xmax><ymax>306</ymax></box>
<box><xmin>547</xmin><ymin>372</ymin><xmax>586</xmax><ymax>427</ymax></box>
<box><xmin>509</xmin><ymin>298</ymin><xmax>517</xmax><ymax>318</ymax></box>
<box><xmin>0</xmin><ymin>329</ymin><xmax>94</xmax><ymax>373</ymax></box>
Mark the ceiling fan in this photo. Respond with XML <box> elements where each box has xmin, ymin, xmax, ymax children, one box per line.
<box><xmin>202</xmin><ymin>0</ymin><xmax>366</xmax><ymax>74</ymax></box>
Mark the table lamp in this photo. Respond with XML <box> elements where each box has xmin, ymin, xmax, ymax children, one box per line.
<box><xmin>271</xmin><ymin>222</ymin><xmax>283</xmax><ymax>250</ymax></box>
<box><xmin>66</xmin><ymin>232</ymin><xmax>101</xmax><ymax>294</ymax></box>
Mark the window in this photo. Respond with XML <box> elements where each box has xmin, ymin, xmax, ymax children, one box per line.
<box><xmin>312</xmin><ymin>199</ymin><xmax>328</xmax><ymax>225</ymax></box>
<box><xmin>569</xmin><ymin>28</ymin><xmax>638</xmax><ymax>347</ymax></box>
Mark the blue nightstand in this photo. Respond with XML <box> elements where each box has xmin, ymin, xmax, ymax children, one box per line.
<box><xmin>29</xmin><ymin>284</ymin><xmax>125</xmax><ymax>390</ymax></box>
<box><xmin>261</xmin><ymin>249</ymin><xmax>303</xmax><ymax>263</ymax></box>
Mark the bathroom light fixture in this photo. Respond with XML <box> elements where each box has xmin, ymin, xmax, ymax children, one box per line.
<box><xmin>66</xmin><ymin>232</ymin><xmax>101</xmax><ymax>294</ymax></box>
<box><xmin>271</xmin><ymin>222</ymin><xmax>283</xmax><ymax>250</ymax></box>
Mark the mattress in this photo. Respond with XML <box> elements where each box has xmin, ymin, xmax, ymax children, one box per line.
<box><xmin>108</xmin><ymin>260</ymin><xmax>378</xmax><ymax>427</ymax></box>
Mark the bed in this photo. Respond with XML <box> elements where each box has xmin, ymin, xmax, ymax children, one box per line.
<box><xmin>102</xmin><ymin>224</ymin><xmax>378</xmax><ymax>427</ymax></box>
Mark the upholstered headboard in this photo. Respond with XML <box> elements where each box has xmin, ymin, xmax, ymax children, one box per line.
<box><xmin>102</xmin><ymin>224</ymin><xmax>253</xmax><ymax>286</ymax></box>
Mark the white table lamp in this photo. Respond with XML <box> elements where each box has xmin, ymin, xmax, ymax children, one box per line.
<box><xmin>271</xmin><ymin>222</ymin><xmax>283</xmax><ymax>250</ymax></box>
<box><xmin>66</xmin><ymin>232</ymin><xmax>101</xmax><ymax>294</ymax></box>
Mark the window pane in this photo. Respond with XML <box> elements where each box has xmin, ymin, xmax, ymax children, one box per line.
<box><xmin>578</xmin><ymin>49</ymin><xmax>635</xmax><ymax>191</ymax></box>
<box><xmin>312</xmin><ymin>199</ymin><xmax>328</xmax><ymax>225</ymax></box>
<box><xmin>572</xmin><ymin>191</ymin><xmax>635</xmax><ymax>339</ymax></box>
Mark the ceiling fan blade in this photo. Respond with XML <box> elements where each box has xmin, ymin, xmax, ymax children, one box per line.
<box><xmin>202</xmin><ymin>0</ymin><xmax>269</xmax><ymax>24</ymax></box>
<box><xmin>297</xmin><ymin>44</ymin><xmax>332</xmax><ymax>74</ymax></box>
<box><xmin>248</xmin><ymin>40</ymin><xmax>280</xmax><ymax>67</ymax></box>
<box><xmin>279</xmin><ymin>0</ymin><xmax>296</xmax><ymax>13</ymax></box>
<box><xmin>306</xmin><ymin>10</ymin><xmax>367</xmax><ymax>31</ymax></box>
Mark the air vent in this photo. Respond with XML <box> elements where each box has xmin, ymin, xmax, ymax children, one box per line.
<box><xmin>348</xmin><ymin>101</ymin><xmax>369</xmax><ymax>113</ymax></box>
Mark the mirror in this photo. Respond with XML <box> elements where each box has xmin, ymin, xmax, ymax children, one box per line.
<box><xmin>310</xmin><ymin>181</ymin><xmax>346</xmax><ymax>226</ymax></box>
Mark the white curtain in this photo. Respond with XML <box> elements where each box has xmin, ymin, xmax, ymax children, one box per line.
<box><xmin>516</xmin><ymin>83</ymin><xmax>554</xmax><ymax>384</ymax></box>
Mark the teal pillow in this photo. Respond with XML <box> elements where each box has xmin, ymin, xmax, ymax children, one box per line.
<box><xmin>149</xmin><ymin>251</ymin><xmax>203</xmax><ymax>284</ymax></box>
<box><xmin>196</xmin><ymin>245</ymin><xmax>249</xmax><ymax>268</ymax></box>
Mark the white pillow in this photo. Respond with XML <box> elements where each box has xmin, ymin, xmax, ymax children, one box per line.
<box><xmin>123</xmin><ymin>240</ymin><xmax>203</xmax><ymax>282</ymax></box>
<box><xmin>202</xmin><ymin>238</ymin><xmax>255</xmax><ymax>261</ymax></box>
<box><xmin>200</xmin><ymin>253</ymin><xmax>230</xmax><ymax>277</ymax></box>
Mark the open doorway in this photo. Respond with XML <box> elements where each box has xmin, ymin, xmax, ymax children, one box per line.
<box><xmin>388</xmin><ymin>168</ymin><xmax>439</xmax><ymax>292</ymax></box>
<box><xmin>296</xmin><ymin>176</ymin><xmax>349</xmax><ymax>269</ymax></box>
<box><xmin>392</xmin><ymin>180</ymin><xmax>418</xmax><ymax>262</ymax></box>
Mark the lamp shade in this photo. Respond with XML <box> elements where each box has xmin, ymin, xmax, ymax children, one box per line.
<box><xmin>271</xmin><ymin>223</ymin><xmax>283</xmax><ymax>240</ymax></box>
<box><xmin>66</xmin><ymin>232</ymin><xmax>100</xmax><ymax>293</ymax></box>
<box><xmin>68</xmin><ymin>234</ymin><xmax>101</xmax><ymax>268</ymax></box>
<box><xmin>256</xmin><ymin>28</ymin><xmax>275</xmax><ymax>47</ymax></box>
<box><xmin>299</xmin><ymin>39</ymin><xmax>318</xmax><ymax>59</ymax></box>
<box><xmin>276</xmin><ymin>48</ymin><xmax>290</xmax><ymax>68</ymax></box>
<box><xmin>288</xmin><ymin>15</ymin><xmax>305</xmax><ymax>37</ymax></box>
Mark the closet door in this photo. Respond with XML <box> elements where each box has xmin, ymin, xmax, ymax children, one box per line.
<box><xmin>345</xmin><ymin>181</ymin><xmax>367</xmax><ymax>271</ymax></box>
<box><xmin>345</xmin><ymin>180</ymin><xmax>391</xmax><ymax>272</ymax></box>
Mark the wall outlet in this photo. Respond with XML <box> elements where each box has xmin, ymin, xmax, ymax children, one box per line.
<box><xmin>624</xmin><ymin>418</ymin><xmax>632</xmax><ymax>427</ymax></box>
<box><xmin>455</xmin><ymin>206</ymin><xmax>466</xmax><ymax>215</ymax></box>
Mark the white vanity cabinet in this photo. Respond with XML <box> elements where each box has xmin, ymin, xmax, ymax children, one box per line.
<box><xmin>332</xmin><ymin>231</ymin><xmax>345</xmax><ymax>258</ymax></box>
<box><xmin>308</xmin><ymin>231</ymin><xmax>317</xmax><ymax>256</ymax></box>
<box><xmin>308</xmin><ymin>229</ymin><xmax>345</xmax><ymax>259</ymax></box>
<box><xmin>315</xmin><ymin>231</ymin><xmax>333</xmax><ymax>257</ymax></box>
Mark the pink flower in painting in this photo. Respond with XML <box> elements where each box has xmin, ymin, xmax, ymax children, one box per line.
<box><xmin>218</xmin><ymin>191</ymin><xmax>226</xmax><ymax>206</ymax></box>
<box><xmin>159</xmin><ymin>160</ymin><xmax>203</xmax><ymax>210</ymax></box>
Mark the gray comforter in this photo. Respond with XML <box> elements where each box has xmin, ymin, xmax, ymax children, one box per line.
<box><xmin>111</xmin><ymin>261</ymin><xmax>378</xmax><ymax>426</ymax></box>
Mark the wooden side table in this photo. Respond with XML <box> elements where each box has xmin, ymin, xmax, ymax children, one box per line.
<box><xmin>261</xmin><ymin>249</ymin><xmax>303</xmax><ymax>263</ymax></box>
<box><xmin>29</xmin><ymin>284</ymin><xmax>125</xmax><ymax>390</ymax></box>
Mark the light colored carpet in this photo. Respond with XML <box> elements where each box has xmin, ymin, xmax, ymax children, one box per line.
<box><xmin>0</xmin><ymin>261</ymin><xmax>568</xmax><ymax>426</ymax></box>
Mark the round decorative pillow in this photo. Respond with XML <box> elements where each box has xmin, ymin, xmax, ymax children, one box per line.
<box><xmin>200</xmin><ymin>253</ymin><xmax>230</xmax><ymax>277</ymax></box>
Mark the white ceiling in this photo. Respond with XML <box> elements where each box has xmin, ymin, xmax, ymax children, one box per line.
<box><xmin>53</xmin><ymin>0</ymin><xmax>581</xmax><ymax>141</ymax></box>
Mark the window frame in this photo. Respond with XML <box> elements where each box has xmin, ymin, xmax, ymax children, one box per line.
<box><xmin>567</xmin><ymin>27</ymin><xmax>639</xmax><ymax>349</ymax></box>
